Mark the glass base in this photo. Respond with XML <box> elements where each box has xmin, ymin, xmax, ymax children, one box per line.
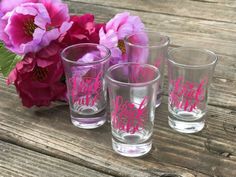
<box><xmin>112</xmin><ymin>138</ymin><xmax>152</xmax><ymax>157</ymax></box>
<box><xmin>168</xmin><ymin>115</ymin><xmax>205</xmax><ymax>133</ymax></box>
<box><xmin>71</xmin><ymin>109</ymin><xmax>106</xmax><ymax>129</ymax></box>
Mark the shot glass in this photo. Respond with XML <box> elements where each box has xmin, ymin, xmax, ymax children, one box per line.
<box><xmin>106</xmin><ymin>63</ymin><xmax>160</xmax><ymax>157</ymax></box>
<box><xmin>167</xmin><ymin>47</ymin><xmax>218</xmax><ymax>133</ymax></box>
<box><xmin>124</xmin><ymin>31</ymin><xmax>169</xmax><ymax>107</ymax></box>
<box><xmin>61</xmin><ymin>43</ymin><xmax>110</xmax><ymax>129</ymax></box>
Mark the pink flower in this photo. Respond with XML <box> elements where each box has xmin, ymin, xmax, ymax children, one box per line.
<box><xmin>60</xmin><ymin>14</ymin><xmax>104</xmax><ymax>46</ymax></box>
<box><xmin>7</xmin><ymin>42</ymin><xmax>66</xmax><ymax>107</ymax></box>
<box><xmin>99</xmin><ymin>12</ymin><xmax>145</xmax><ymax>65</ymax></box>
<box><xmin>0</xmin><ymin>0</ymin><xmax>38</xmax><ymax>14</ymax></box>
<box><xmin>70</xmin><ymin>52</ymin><xmax>98</xmax><ymax>78</ymax></box>
<box><xmin>124</xmin><ymin>31</ymin><xmax>149</xmax><ymax>64</ymax></box>
<box><xmin>0</xmin><ymin>0</ymin><xmax>72</xmax><ymax>55</ymax></box>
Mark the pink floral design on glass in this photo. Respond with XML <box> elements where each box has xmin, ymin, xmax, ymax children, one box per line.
<box><xmin>170</xmin><ymin>77</ymin><xmax>208</xmax><ymax>112</ymax></box>
<box><xmin>111</xmin><ymin>96</ymin><xmax>148</xmax><ymax>134</ymax></box>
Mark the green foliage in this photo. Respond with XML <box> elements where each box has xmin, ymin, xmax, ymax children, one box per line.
<box><xmin>0</xmin><ymin>43</ymin><xmax>23</xmax><ymax>77</ymax></box>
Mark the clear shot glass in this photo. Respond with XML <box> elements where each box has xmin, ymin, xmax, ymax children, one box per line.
<box><xmin>124</xmin><ymin>31</ymin><xmax>169</xmax><ymax>107</ymax></box>
<box><xmin>167</xmin><ymin>47</ymin><xmax>218</xmax><ymax>133</ymax></box>
<box><xmin>105</xmin><ymin>63</ymin><xmax>160</xmax><ymax>157</ymax></box>
<box><xmin>61</xmin><ymin>43</ymin><xmax>110</xmax><ymax>129</ymax></box>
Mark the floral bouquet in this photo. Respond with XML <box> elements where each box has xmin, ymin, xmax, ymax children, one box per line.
<box><xmin>0</xmin><ymin>0</ymin><xmax>145</xmax><ymax>107</ymax></box>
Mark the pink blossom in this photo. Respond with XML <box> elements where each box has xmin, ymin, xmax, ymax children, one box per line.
<box><xmin>124</xmin><ymin>31</ymin><xmax>149</xmax><ymax>64</ymax></box>
<box><xmin>70</xmin><ymin>52</ymin><xmax>98</xmax><ymax>78</ymax></box>
<box><xmin>0</xmin><ymin>0</ymin><xmax>38</xmax><ymax>14</ymax></box>
<box><xmin>7</xmin><ymin>42</ymin><xmax>66</xmax><ymax>107</ymax></box>
<box><xmin>99</xmin><ymin>12</ymin><xmax>145</xmax><ymax>65</ymax></box>
<box><xmin>0</xmin><ymin>0</ymin><xmax>72</xmax><ymax>55</ymax></box>
<box><xmin>60</xmin><ymin>14</ymin><xmax>104</xmax><ymax>46</ymax></box>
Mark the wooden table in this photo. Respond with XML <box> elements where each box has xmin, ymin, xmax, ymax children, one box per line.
<box><xmin>1</xmin><ymin>0</ymin><xmax>236</xmax><ymax>177</ymax></box>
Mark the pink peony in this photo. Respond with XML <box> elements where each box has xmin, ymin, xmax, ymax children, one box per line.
<box><xmin>7</xmin><ymin>42</ymin><xmax>66</xmax><ymax>107</ymax></box>
<box><xmin>0</xmin><ymin>0</ymin><xmax>72</xmax><ymax>55</ymax></box>
<box><xmin>99</xmin><ymin>12</ymin><xmax>145</xmax><ymax>65</ymax></box>
<box><xmin>60</xmin><ymin>14</ymin><xmax>104</xmax><ymax>46</ymax></box>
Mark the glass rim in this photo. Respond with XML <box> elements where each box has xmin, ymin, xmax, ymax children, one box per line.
<box><xmin>61</xmin><ymin>43</ymin><xmax>111</xmax><ymax>65</ymax></box>
<box><xmin>168</xmin><ymin>47</ymin><xmax>218</xmax><ymax>68</ymax></box>
<box><xmin>124</xmin><ymin>30</ymin><xmax>170</xmax><ymax>48</ymax></box>
<box><xmin>105</xmin><ymin>62</ymin><xmax>160</xmax><ymax>87</ymax></box>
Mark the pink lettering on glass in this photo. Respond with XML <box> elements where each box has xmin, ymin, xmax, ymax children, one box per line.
<box><xmin>111</xmin><ymin>96</ymin><xmax>148</xmax><ymax>134</ymax></box>
<box><xmin>70</xmin><ymin>71</ymin><xmax>103</xmax><ymax>107</ymax></box>
<box><xmin>170</xmin><ymin>77</ymin><xmax>207</xmax><ymax>112</ymax></box>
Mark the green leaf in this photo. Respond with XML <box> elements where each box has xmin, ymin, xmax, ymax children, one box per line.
<box><xmin>0</xmin><ymin>43</ymin><xmax>23</xmax><ymax>77</ymax></box>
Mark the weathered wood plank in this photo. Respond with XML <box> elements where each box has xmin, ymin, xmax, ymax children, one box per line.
<box><xmin>191</xmin><ymin>0</ymin><xmax>236</xmax><ymax>7</ymax></box>
<box><xmin>0</xmin><ymin>84</ymin><xmax>235</xmax><ymax>177</ymax></box>
<box><xmin>0</xmin><ymin>141</ymin><xmax>113</xmax><ymax>177</ymax></box>
<box><xmin>66</xmin><ymin>1</ymin><xmax>236</xmax><ymax>58</ymax></box>
<box><xmin>67</xmin><ymin>0</ymin><xmax>236</xmax><ymax>23</ymax></box>
<box><xmin>154</xmin><ymin>104</ymin><xmax>236</xmax><ymax>177</ymax></box>
<box><xmin>0</xmin><ymin>144</ymin><xmax>109</xmax><ymax>177</ymax></box>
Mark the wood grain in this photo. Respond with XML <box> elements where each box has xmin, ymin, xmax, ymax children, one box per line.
<box><xmin>68</xmin><ymin>0</ymin><xmax>236</xmax><ymax>23</ymax></box>
<box><xmin>0</xmin><ymin>141</ymin><xmax>113</xmax><ymax>177</ymax></box>
<box><xmin>0</xmin><ymin>83</ymin><xmax>235</xmax><ymax>177</ymax></box>
<box><xmin>190</xmin><ymin>0</ymin><xmax>236</xmax><ymax>7</ymax></box>
<box><xmin>66</xmin><ymin>1</ymin><xmax>236</xmax><ymax>57</ymax></box>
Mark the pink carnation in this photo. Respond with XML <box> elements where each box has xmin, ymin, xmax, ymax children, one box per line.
<box><xmin>99</xmin><ymin>12</ymin><xmax>145</xmax><ymax>65</ymax></box>
<box><xmin>0</xmin><ymin>0</ymin><xmax>72</xmax><ymax>55</ymax></box>
<box><xmin>7</xmin><ymin>42</ymin><xmax>66</xmax><ymax>107</ymax></box>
